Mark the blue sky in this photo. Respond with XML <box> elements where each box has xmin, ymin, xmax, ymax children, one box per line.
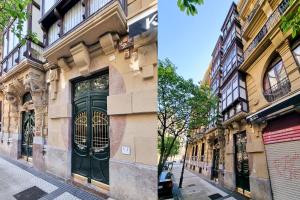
<box><xmin>158</xmin><ymin>0</ymin><xmax>236</xmax><ymax>83</ymax></box>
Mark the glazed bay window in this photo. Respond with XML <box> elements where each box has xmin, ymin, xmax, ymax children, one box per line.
<box><xmin>222</xmin><ymin>45</ymin><xmax>243</xmax><ymax>80</ymax></box>
<box><xmin>211</xmin><ymin>78</ymin><xmax>219</xmax><ymax>94</ymax></box>
<box><xmin>222</xmin><ymin>74</ymin><xmax>247</xmax><ymax>111</ymax></box>
<box><xmin>263</xmin><ymin>58</ymin><xmax>291</xmax><ymax>102</ymax></box>
<box><xmin>222</xmin><ymin>10</ymin><xmax>238</xmax><ymax>38</ymax></box>
<box><xmin>211</xmin><ymin>57</ymin><xmax>220</xmax><ymax>78</ymax></box>
<box><xmin>223</xmin><ymin>24</ymin><xmax>241</xmax><ymax>53</ymax></box>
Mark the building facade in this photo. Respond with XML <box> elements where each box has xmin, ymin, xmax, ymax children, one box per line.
<box><xmin>186</xmin><ymin>1</ymin><xmax>300</xmax><ymax>200</ymax></box>
<box><xmin>0</xmin><ymin>1</ymin><xmax>158</xmax><ymax>200</ymax></box>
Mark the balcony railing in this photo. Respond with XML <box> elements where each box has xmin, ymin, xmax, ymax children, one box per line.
<box><xmin>242</xmin><ymin>0</ymin><xmax>264</xmax><ymax>34</ymax></box>
<box><xmin>0</xmin><ymin>40</ymin><xmax>44</xmax><ymax>75</ymax></box>
<box><xmin>46</xmin><ymin>0</ymin><xmax>126</xmax><ymax>46</ymax></box>
<box><xmin>263</xmin><ymin>77</ymin><xmax>291</xmax><ymax>102</ymax></box>
<box><xmin>244</xmin><ymin>0</ymin><xmax>290</xmax><ymax>60</ymax></box>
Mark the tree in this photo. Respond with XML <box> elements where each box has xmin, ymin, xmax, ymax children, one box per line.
<box><xmin>158</xmin><ymin>136</ymin><xmax>181</xmax><ymax>159</ymax></box>
<box><xmin>281</xmin><ymin>0</ymin><xmax>300</xmax><ymax>38</ymax></box>
<box><xmin>158</xmin><ymin>59</ymin><xmax>216</xmax><ymax>176</ymax></box>
<box><xmin>177</xmin><ymin>0</ymin><xmax>204</xmax><ymax>16</ymax></box>
<box><xmin>0</xmin><ymin>0</ymin><xmax>37</xmax><ymax>43</ymax></box>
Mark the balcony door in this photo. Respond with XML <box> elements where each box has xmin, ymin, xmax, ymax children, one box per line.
<box><xmin>72</xmin><ymin>72</ymin><xmax>109</xmax><ymax>185</ymax></box>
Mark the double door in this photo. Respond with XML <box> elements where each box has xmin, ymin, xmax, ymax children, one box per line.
<box><xmin>235</xmin><ymin>132</ymin><xmax>250</xmax><ymax>195</ymax></box>
<box><xmin>72</xmin><ymin>74</ymin><xmax>109</xmax><ymax>184</ymax></box>
<box><xmin>21</xmin><ymin>110</ymin><xmax>35</xmax><ymax>160</ymax></box>
<box><xmin>212</xmin><ymin>148</ymin><xmax>220</xmax><ymax>180</ymax></box>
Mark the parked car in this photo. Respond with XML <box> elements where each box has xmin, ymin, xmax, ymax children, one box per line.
<box><xmin>158</xmin><ymin>171</ymin><xmax>173</xmax><ymax>199</ymax></box>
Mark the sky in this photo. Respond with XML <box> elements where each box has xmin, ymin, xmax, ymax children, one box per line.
<box><xmin>158</xmin><ymin>0</ymin><xmax>237</xmax><ymax>83</ymax></box>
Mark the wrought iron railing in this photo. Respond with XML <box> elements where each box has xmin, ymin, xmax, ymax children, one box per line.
<box><xmin>0</xmin><ymin>40</ymin><xmax>44</xmax><ymax>75</ymax></box>
<box><xmin>242</xmin><ymin>0</ymin><xmax>264</xmax><ymax>34</ymax></box>
<box><xmin>244</xmin><ymin>0</ymin><xmax>290</xmax><ymax>59</ymax></box>
<box><xmin>263</xmin><ymin>77</ymin><xmax>291</xmax><ymax>102</ymax></box>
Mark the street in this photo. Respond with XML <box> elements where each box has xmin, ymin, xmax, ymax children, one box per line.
<box><xmin>171</xmin><ymin>163</ymin><xmax>245</xmax><ymax>200</ymax></box>
<box><xmin>0</xmin><ymin>156</ymin><xmax>104</xmax><ymax>200</ymax></box>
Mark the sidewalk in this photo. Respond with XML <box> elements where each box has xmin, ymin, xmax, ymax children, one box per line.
<box><xmin>0</xmin><ymin>155</ymin><xmax>105</xmax><ymax>200</ymax></box>
<box><xmin>171</xmin><ymin>163</ymin><xmax>245</xmax><ymax>200</ymax></box>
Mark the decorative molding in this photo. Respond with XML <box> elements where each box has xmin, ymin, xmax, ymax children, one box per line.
<box><xmin>57</xmin><ymin>58</ymin><xmax>71</xmax><ymax>72</ymax></box>
<box><xmin>70</xmin><ymin>42</ymin><xmax>91</xmax><ymax>76</ymax></box>
<box><xmin>99</xmin><ymin>33</ymin><xmax>120</xmax><ymax>55</ymax></box>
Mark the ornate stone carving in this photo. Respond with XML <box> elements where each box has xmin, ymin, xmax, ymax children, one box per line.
<box><xmin>48</xmin><ymin>68</ymin><xmax>59</xmax><ymax>100</ymax></box>
<box><xmin>3</xmin><ymin>84</ymin><xmax>19</xmax><ymax>110</ymax></box>
<box><xmin>24</xmin><ymin>71</ymin><xmax>47</xmax><ymax>108</ymax></box>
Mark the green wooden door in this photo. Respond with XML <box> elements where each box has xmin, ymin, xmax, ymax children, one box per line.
<box><xmin>235</xmin><ymin>132</ymin><xmax>250</xmax><ymax>194</ymax></box>
<box><xmin>212</xmin><ymin>148</ymin><xmax>220</xmax><ymax>180</ymax></box>
<box><xmin>72</xmin><ymin>73</ymin><xmax>109</xmax><ymax>184</ymax></box>
<box><xmin>21</xmin><ymin>110</ymin><xmax>35</xmax><ymax>160</ymax></box>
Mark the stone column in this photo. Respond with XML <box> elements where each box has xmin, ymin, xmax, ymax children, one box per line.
<box><xmin>224</xmin><ymin>127</ymin><xmax>236</xmax><ymax>190</ymax></box>
<box><xmin>24</xmin><ymin>70</ymin><xmax>47</xmax><ymax>171</ymax></box>
<box><xmin>3</xmin><ymin>83</ymin><xmax>21</xmax><ymax>159</ymax></box>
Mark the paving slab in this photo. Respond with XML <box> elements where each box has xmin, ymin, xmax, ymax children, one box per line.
<box><xmin>0</xmin><ymin>156</ymin><xmax>104</xmax><ymax>200</ymax></box>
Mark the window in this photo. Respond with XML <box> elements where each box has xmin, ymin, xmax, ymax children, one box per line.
<box><xmin>63</xmin><ymin>2</ymin><xmax>85</xmax><ymax>33</ymax></box>
<box><xmin>221</xmin><ymin>74</ymin><xmax>247</xmax><ymax>111</ymax></box>
<box><xmin>48</xmin><ymin>21</ymin><xmax>60</xmax><ymax>44</ymax></box>
<box><xmin>263</xmin><ymin>58</ymin><xmax>290</xmax><ymax>102</ymax></box>
<box><xmin>43</xmin><ymin>0</ymin><xmax>56</xmax><ymax>14</ymax></box>
<box><xmin>292</xmin><ymin>42</ymin><xmax>300</xmax><ymax>66</ymax></box>
<box><xmin>201</xmin><ymin>143</ymin><xmax>205</xmax><ymax>161</ymax></box>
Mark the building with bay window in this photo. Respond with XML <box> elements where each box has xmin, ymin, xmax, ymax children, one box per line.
<box><xmin>0</xmin><ymin>0</ymin><xmax>158</xmax><ymax>200</ymax></box>
<box><xmin>186</xmin><ymin>1</ymin><xmax>300</xmax><ymax>200</ymax></box>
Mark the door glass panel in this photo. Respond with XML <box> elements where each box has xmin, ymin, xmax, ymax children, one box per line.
<box><xmin>74</xmin><ymin>112</ymin><xmax>87</xmax><ymax>149</ymax></box>
<box><xmin>74</xmin><ymin>80</ymin><xmax>90</xmax><ymax>98</ymax></box>
<box><xmin>92</xmin><ymin>111</ymin><xmax>109</xmax><ymax>152</ymax></box>
<box><xmin>91</xmin><ymin>74</ymin><xmax>109</xmax><ymax>91</ymax></box>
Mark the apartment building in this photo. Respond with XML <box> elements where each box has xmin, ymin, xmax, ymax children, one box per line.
<box><xmin>0</xmin><ymin>1</ymin><xmax>158</xmax><ymax>200</ymax></box>
<box><xmin>186</xmin><ymin>0</ymin><xmax>300</xmax><ymax>200</ymax></box>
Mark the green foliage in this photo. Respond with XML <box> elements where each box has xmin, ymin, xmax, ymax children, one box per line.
<box><xmin>158</xmin><ymin>58</ymin><xmax>216</xmax><ymax>175</ymax></box>
<box><xmin>0</xmin><ymin>0</ymin><xmax>37</xmax><ymax>43</ymax></box>
<box><xmin>158</xmin><ymin>136</ymin><xmax>181</xmax><ymax>157</ymax></box>
<box><xmin>177</xmin><ymin>0</ymin><xmax>204</xmax><ymax>16</ymax></box>
<box><xmin>281</xmin><ymin>0</ymin><xmax>300</xmax><ymax>38</ymax></box>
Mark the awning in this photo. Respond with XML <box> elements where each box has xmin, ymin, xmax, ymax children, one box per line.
<box><xmin>247</xmin><ymin>91</ymin><xmax>300</xmax><ymax>122</ymax></box>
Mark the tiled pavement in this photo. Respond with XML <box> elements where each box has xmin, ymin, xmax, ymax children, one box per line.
<box><xmin>0</xmin><ymin>155</ymin><xmax>104</xmax><ymax>200</ymax></box>
<box><xmin>171</xmin><ymin>163</ymin><xmax>248</xmax><ymax>200</ymax></box>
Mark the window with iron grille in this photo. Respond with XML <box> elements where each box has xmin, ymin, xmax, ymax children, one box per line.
<box><xmin>263</xmin><ymin>57</ymin><xmax>291</xmax><ymax>102</ymax></box>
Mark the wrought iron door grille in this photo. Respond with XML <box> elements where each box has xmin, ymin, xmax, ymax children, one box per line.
<box><xmin>92</xmin><ymin>111</ymin><xmax>109</xmax><ymax>151</ymax></box>
<box><xmin>74</xmin><ymin>112</ymin><xmax>88</xmax><ymax>149</ymax></box>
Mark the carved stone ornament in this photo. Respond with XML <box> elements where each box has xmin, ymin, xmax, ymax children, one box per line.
<box><xmin>3</xmin><ymin>84</ymin><xmax>19</xmax><ymax>110</ymax></box>
<box><xmin>24</xmin><ymin>71</ymin><xmax>47</xmax><ymax>108</ymax></box>
<box><xmin>48</xmin><ymin>68</ymin><xmax>59</xmax><ymax>100</ymax></box>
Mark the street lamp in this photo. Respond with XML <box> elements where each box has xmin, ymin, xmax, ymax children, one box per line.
<box><xmin>179</xmin><ymin>134</ymin><xmax>191</xmax><ymax>188</ymax></box>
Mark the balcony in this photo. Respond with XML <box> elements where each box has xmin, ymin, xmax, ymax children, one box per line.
<box><xmin>243</xmin><ymin>0</ymin><xmax>290</xmax><ymax>61</ymax></box>
<box><xmin>263</xmin><ymin>77</ymin><xmax>291</xmax><ymax>102</ymax></box>
<box><xmin>42</xmin><ymin>0</ymin><xmax>127</xmax><ymax>64</ymax></box>
<box><xmin>241</xmin><ymin>0</ymin><xmax>264</xmax><ymax>35</ymax></box>
<box><xmin>1</xmin><ymin>41</ymin><xmax>44</xmax><ymax>76</ymax></box>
